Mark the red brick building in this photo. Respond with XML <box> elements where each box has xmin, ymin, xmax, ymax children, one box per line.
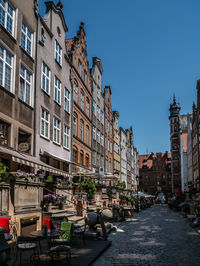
<box><xmin>139</xmin><ymin>152</ymin><xmax>172</xmax><ymax>196</ymax></box>
<box><xmin>66</xmin><ymin>22</ymin><xmax>92</xmax><ymax>171</ymax></box>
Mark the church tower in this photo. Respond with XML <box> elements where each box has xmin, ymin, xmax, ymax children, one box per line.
<box><xmin>169</xmin><ymin>95</ymin><xmax>181</xmax><ymax>193</ymax></box>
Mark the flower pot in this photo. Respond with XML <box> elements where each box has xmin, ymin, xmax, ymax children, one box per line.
<box><xmin>47</xmin><ymin>203</ymin><xmax>53</xmax><ymax>212</ymax></box>
<box><xmin>61</xmin><ymin>203</ymin><xmax>68</xmax><ymax>210</ymax></box>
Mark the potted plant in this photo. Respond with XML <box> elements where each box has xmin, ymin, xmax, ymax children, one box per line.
<box><xmin>0</xmin><ymin>160</ymin><xmax>8</xmax><ymax>183</ymax></box>
<box><xmin>86</xmin><ymin>179</ymin><xmax>96</xmax><ymax>204</ymax></box>
<box><xmin>58</xmin><ymin>194</ymin><xmax>68</xmax><ymax>210</ymax></box>
<box><xmin>43</xmin><ymin>193</ymin><xmax>57</xmax><ymax>212</ymax></box>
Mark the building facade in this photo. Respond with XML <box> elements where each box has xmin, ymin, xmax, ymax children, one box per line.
<box><xmin>187</xmin><ymin>113</ymin><xmax>193</xmax><ymax>187</ymax></box>
<box><xmin>104</xmin><ymin>86</ymin><xmax>113</xmax><ymax>176</ymax></box>
<box><xmin>126</xmin><ymin>127</ymin><xmax>133</xmax><ymax>190</ymax></box>
<box><xmin>91</xmin><ymin>57</ymin><xmax>104</xmax><ymax>175</ymax></box>
<box><xmin>120</xmin><ymin>127</ymin><xmax>127</xmax><ymax>188</ymax></box>
<box><xmin>139</xmin><ymin>152</ymin><xmax>172</xmax><ymax>195</ymax></box>
<box><xmin>113</xmin><ymin>111</ymin><xmax>120</xmax><ymax>180</ymax></box>
<box><xmin>35</xmin><ymin>1</ymin><xmax>71</xmax><ymax>175</ymax></box>
<box><xmin>66</xmin><ymin>22</ymin><xmax>92</xmax><ymax>172</ymax></box>
<box><xmin>169</xmin><ymin>96</ymin><xmax>181</xmax><ymax>193</ymax></box>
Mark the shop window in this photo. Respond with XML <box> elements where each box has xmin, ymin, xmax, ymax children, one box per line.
<box><xmin>63</xmin><ymin>162</ymin><xmax>69</xmax><ymax>172</ymax></box>
<box><xmin>18</xmin><ymin>129</ymin><xmax>31</xmax><ymax>153</ymax></box>
<box><xmin>53</xmin><ymin>159</ymin><xmax>60</xmax><ymax>169</ymax></box>
<box><xmin>0</xmin><ymin>120</ymin><xmax>10</xmax><ymax>146</ymax></box>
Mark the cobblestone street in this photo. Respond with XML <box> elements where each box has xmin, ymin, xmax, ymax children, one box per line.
<box><xmin>93</xmin><ymin>205</ymin><xmax>200</xmax><ymax>266</ymax></box>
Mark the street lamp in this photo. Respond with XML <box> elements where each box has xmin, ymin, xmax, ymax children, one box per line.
<box><xmin>136</xmin><ymin>176</ymin><xmax>140</xmax><ymax>213</ymax></box>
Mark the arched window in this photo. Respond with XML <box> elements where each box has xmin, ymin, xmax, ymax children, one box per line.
<box><xmin>80</xmin><ymin>90</ymin><xmax>84</xmax><ymax>111</ymax></box>
<box><xmin>73</xmin><ymin>81</ymin><xmax>78</xmax><ymax>103</ymax></box>
<box><xmin>86</xmin><ymin>125</ymin><xmax>89</xmax><ymax>145</ymax></box>
<box><xmin>86</xmin><ymin>98</ymin><xmax>90</xmax><ymax>117</ymax></box>
<box><xmin>73</xmin><ymin>113</ymin><xmax>77</xmax><ymax>136</ymax></box>
<box><xmin>73</xmin><ymin>146</ymin><xmax>78</xmax><ymax>163</ymax></box>
<box><xmin>85</xmin><ymin>154</ymin><xmax>89</xmax><ymax>168</ymax></box>
<box><xmin>80</xmin><ymin>119</ymin><xmax>84</xmax><ymax>141</ymax></box>
<box><xmin>80</xmin><ymin>150</ymin><xmax>84</xmax><ymax>165</ymax></box>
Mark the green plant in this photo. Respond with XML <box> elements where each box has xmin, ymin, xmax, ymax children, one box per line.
<box><xmin>117</xmin><ymin>181</ymin><xmax>126</xmax><ymax>189</ymax></box>
<box><xmin>45</xmin><ymin>176</ymin><xmax>53</xmax><ymax>183</ymax></box>
<box><xmin>86</xmin><ymin>179</ymin><xmax>96</xmax><ymax>199</ymax></box>
<box><xmin>0</xmin><ymin>160</ymin><xmax>8</xmax><ymax>182</ymax></box>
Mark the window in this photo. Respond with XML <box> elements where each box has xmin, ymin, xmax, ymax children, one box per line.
<box><xmin>84</xmin><ymin>70</ymin><xmax>87</xmax><ymax>85</ymax></box>
<box><xmin>64</xmin><ymin>125</ymin><xmax>70</xmax><ymax>149</ymax></box>
<box><xmin>80</xmin><ymin>91</ymin><xmax>84</xmax><ymax>110</ymax></box>
<box><xmin>0</xmin><ymin>45</ymin><xmax>13</xmax><ymax>92</ymax></box>
<box><xmin>80</xmin><ymin>119</ymin><xmax>84</xmax><ymax>141</ymax></box>
<box><xmin>0</xmin><ymin>119</ymin><xmax>10</xmax><ymax>146</ymax></box>
<box><xmin>110</xmin><ymin>125</ymin><xmax>112</xmax><ymax>135</ymax></box>
<box><xmin>86</xmin><ymin>98</ymin><xmax>90</xmax><ymax>117</ymax></box>
<box><xmin>97</xmin><ymin>130</ymin><xmax>100</xmax><ymax>143</ymax></box>
<box><xmin>40</xmin><ymin>108</ymin><xmax>49</xmax><ymax>139</ymax></box>
<box><xmin>108</xmin><ymin>139</ymin><xmax>110</xmax><ymax>152</ymax></box>
<box><xmin>110</xmin><ymin>141</ymin><xmax>112</xmax><ymax>153</ymax></box>
<box><xmin>78</xmin><ymin>59</ymin><xmax>82</xmax><ymax>76</ymax></box>
<box><xmin>109</xmin><ymin>159</ymin><xmax>111</xmax><ymax>173</ymax></box>
<box><xmin>73</xmin><ymin>82</ymin><xmax>78</xmax><ymax>103</ymax></box>
<box><xmin>80</xmin><ymin>150</ymin><xmax>84</xmax><ymax>165</ymax></box>
<box><xmin>97</xmin><ymin>105</ymin><xmax>100</xmax><ymax>120</ymax></box>
<box><xmin>86</xmin><ymin>125</ymin><xmax>89</xmax><ymax>145</ymax></box>
<box><xmin>85</xmin><ymin>154</ymin><xmax>89</xmax><ymax>167</ymax></box>
<box><xmin>53</xmin><ymin>117</ymin><xmax>61</xmax><ymax>144</ymax></box>
<box><xmin>100</xmin><ymin>111</ymin><xmax>104</xmax><ymax>124</ymax></box>
<box><xmin>21</xmin><ymin>23</ymin><xmax>33</xmax><ymax>56</ymax></box>
<box><xmin>73</xmin><ymin>146</ymin><xmax>78</xmax><ymax>163</ymax></box>
<box><xmin>73</xmin><ymin>113</ymin><xmax>77</xmax><ymax>136</ymax></box>
<box><xmin>101</xmin><ymin>133</ymin><xmax>104</xmax><ymax>146</ymax></box>
<box><xmin>55</xmin><ymin>40</ymin><xmax>62</xmax><ymax>65</ymax></box>
<box><xmin>105</xmin><ymin>136</ymin><xmax>107</xmax><ymax>150</ymax></box>
<box><xmin>0</xmin><ymin>0</ymin><xmax>15</xmax><ymax>36</ymax></box>
<box><xmin>54</xmin><ymin>76</ymin><xmax>61</xmax><ymax>105</ymax></box>
<box><xmin>97</xmin><ymin>85</ymin><xmax>100</xmax><ymax>99</ymax></box>
<box><xmin>93</xmin><ymin>152</ymin><xmax>96</xmax><ymax>165</ymax></box>
<box><xmin>93</xmin><ymin>100</ymin><xmax>96</xmax><ymax>116</ymax></box>
<box><xmin>93</xmin><ymin>126</ymin><xmax>96</xmax><ymax>140</ymax></box>
<box><xmin>41</xmin><ymin>62</ymin><xmax>50</xmax><ymax>94</ymax></box>
<box><xmin>64</xmin><ymin>88</ymin><xmax>70</xmax><ymax>113</ymax></box>
<box><xmin>81</xmin><ymin>48</ymin><xmax>84</xmax><ymax>58</ymax></box>
<box><xmin>19</xmin><ymin>65</ymin><xmax>32</xmax><ymax>106</ymax></box>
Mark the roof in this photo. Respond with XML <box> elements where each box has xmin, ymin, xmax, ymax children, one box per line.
<box><xmin>139</xmin><ymin>152</ymin><xmax>171</xmax><ymax>169</ymax></box>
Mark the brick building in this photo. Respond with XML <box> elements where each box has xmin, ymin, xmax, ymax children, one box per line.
<box><xmin>66</xmin><ymin>22</ymin><xmax>92</xmax><ymax>172</ymax></box>
<box><xmin>139</xmin><ymin>152</ymin><xmax>172</xmax><ymax>196</ymax></box>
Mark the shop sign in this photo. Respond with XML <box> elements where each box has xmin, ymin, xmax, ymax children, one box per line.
<box><xmin>18</xmin><ymin>142</ymin><xmax>30</xmax><ymax>152</ymax></box>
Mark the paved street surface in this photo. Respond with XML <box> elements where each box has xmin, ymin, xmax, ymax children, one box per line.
<box><xmin>93</xmin><ymin>205</ymin><xmax>200</xmax><ymax>266</ymax></box>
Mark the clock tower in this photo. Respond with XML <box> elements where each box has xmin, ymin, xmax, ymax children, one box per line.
<box><xmin>169</xmin><ymin>95</ymin><xmax>181</xmax><ymax>193</ymax></box>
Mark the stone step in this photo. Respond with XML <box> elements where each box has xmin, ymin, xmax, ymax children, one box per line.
<box><xmin>68</xmin><ymin>216</ymin><xmax>85</xmax><ymax>223</ymax></box>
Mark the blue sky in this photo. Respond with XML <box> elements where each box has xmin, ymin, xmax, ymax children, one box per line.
<box><xmin>39</xmin><ymin>0</ymin><xmax>200</xmax><ymax>154</ymax></box>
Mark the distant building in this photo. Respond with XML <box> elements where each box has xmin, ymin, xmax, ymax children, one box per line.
<box><xmin>113</xmin><ymin>111</ymin><xmax>120</xmax><ymax>180</ymax></box>
<box><xmin>139</xmin><ymin>152</ymin><xmax>172</xmax><ymax>195</ymax></box>
<box><xmin>120</xmin><ymin>127</ymin><xmax>127</xmax><ymax>188</ymax></box>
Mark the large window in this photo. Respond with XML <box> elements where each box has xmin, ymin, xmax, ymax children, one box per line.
<box><xmin>64</xmin><ymin>124</ymin><xmax>70</xmax><ymax>149</ymax></box>
<box><xmin>64</xmin><ymin>88</ymin><xmax>70</xmax><ymax>113</ymax></box>
<box><xmin>80</xmin><ymin>91</ymin><xmax>84</xmax><ymax>111</ymax></box>
<box><xmin>78</xmin><ymin>59</ymin><xmax>82</xmax><ymax>76</ymax></box>
<box><xmin>19</xmin><ymin>65</ymin><xmax>32</xmax><ymax>106</ymax></box>
<box><xmin>85</xmin><ymin>154</ymin><xmax>89</xmax><ymax>168</ymax></box>
<box><xmin>0</xmin><ymin>0</ymin><xmax>15</xmax><ymax>36</ymax></box>
<box><xmin>73</xmin><ymin>113</ymin><xmax>77</xmax><ymax>136</ymax></box>
<box><xmin>86</xmin><ymin>125</ymin><xmax>89</xmax><ymax>146</ymax></box>
<box><xmin>53</xmin><ymin>117</ymin><xmax>61</xmax><ymax>144</ymax></box>
<box><xmin>21</xmin><ymin>23</ymin><xmax>33</xmax><ymax>56</ymax></box>
<box><xmin>41</xmin><ymin>62</ymin><xmax>50</xmax><ymax>94</ymax></box>
<box><xmin>40</xmin><ymin>108</ymin><xmax>50</xmax><ymax>139</ymax></box>
<box><xmin>0</xmin><ymin>45</ymin><xmax>13</xmax><ymax>92</ymax></box>
<box><xmin>93</xmin><ymin>126</ymin><xmax>96</xmax><ymax>140</ymax></box>
<box><xmin>73</xmin><ymin>83</ymin><xmax>78</xmax><ymax>103</ymax></box>
<box><xmin>54</xmin><ymin>76</ymin><xmax>61</xmax><ymax>105</ymax></box>
<box><xmin>55</xmin><ymin>40</ymin><xmax>62</xmax><ymax>65</ymax></box>
<box><xmin>86</xmin><ymin>98</ymin><xmax>90</xmax><ymax>117</ymax></box>
<box><xmin>80</xmin><ymin>119</ymin><xmax>84</xmax><ymax>141</ymax></box>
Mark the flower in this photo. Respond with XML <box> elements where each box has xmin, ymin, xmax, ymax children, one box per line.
<box><xmin>66</xmin><ymin>179</ymin><xmax>71</xmax><ymax>185</ymax></box>
<box><xmin>37</xmin><ymin>173</ymin><xmax>45</xmax><ymax>180</ymax></box>
<box><xmin>57</xmin><ymin>194</ymin><xmax>67</xmax><ymax>203</ymax></box>
<box><xmin>56</xmin><ymin>178</ymin><xmax>62</xmax><ymax>183</ymax></box>
<box><xmin>43</xmin><ymin>193</ymin><xmax>57</xmax><ymax>204</ymax></box>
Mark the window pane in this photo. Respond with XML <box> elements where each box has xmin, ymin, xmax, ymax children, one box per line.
<box><xmin>21</xmin><ymin>32</ymin><xmax>26</xmax><ymax>49</ymax></box>
<box><xmin>0</xmin><ymin>46</ymin><xmax>3</xmax><ymax>58</ymax></box>
<box><xmin>0</xmin><ymin>60</ymin><xmax>3</xmax><ymax>85</ymax></box>
<box><xmin>45</xmin><ymin>122</ymin><xmax>48</xmax><ymax>137</ymax></box>
<box><xmin>27</xmin><ymin>39</ymin><xmax>31</xmax><ymax>55</ymax></box>
<box><xmin>6</xmin><ymin>15</ymin><xmax>12</xmax><ymax>34</ymax></box>
<box><xmin>19</xmin><ymin>78</ymin><xmax>24</xmax><ymax>100</ymax></box>
<box><xmin>0</xmin><ymin>7</ymin><xmax>5</xmax><ymax>27</ymax></box>
<box><xmin>25</xmin><ymin>83</ymin><xmax>30</xmax><ymax>104</ymax></box>
<box><xmin>4</xmin><ymin>65</ymin><xmax>11</xmax><ymax>90</ymax></box>
<box><xmin>6</xmin><ymin>50</ymin><xmax>11</xmax><ymax>65</ymax></box>
<box><xmin>7</xmin><ymin>4</ymin><xmax>13</xmax><ymax>16</ymax></box>
<box><xmin>0</xmin><ymin>0</ymin><xmax>5</xmax><ymax>7</ymax></box>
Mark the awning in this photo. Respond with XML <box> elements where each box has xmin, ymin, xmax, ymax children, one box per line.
<box><xmin>0</xmin><ymin>146</ymin><xmax>70</xmax><ymax>177</ymax></box>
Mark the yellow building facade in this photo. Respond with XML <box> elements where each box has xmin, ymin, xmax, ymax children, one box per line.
<box><xmin>113</xmin><ymin>111</ymin><xmax>121</xmax><ymax>180</ymax></box>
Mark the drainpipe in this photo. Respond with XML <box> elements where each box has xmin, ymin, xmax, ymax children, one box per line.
<box><xmin>33</xmin><ymin>2</ymin><xmax>40</xmax><ymax>157</ymax></box>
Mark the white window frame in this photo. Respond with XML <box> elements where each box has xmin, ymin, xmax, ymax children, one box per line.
<box><xmin>21</xmin><ymin>22</ymin><xmax>33</xmax><ymax>56</ymax></box>
<box><xmin>40</xmin><ymin>107</ymin><xmax>50</xmax><ymax>139</ymax></box>
<box><xmin>53</xmin><ymin>116</ymin><xmax>61</xmax><ymax>145</ymax></box>
<box><xmin>54</xmin><ymin>76</ymin><xmax>61</xmax><ymax>105</ymax></box>
<box><xmin>97</xmin><ymin>129</ymin><xmax>100</xmax><ymax>143</ymax></box>
<box><xmin>0</xmin><ymin>44</ymin><xmax>14</xmax><ymax>92</ymax></box>
<box><xmin>80</xmin><ymin>120</ymin><xmax>84</xmax><ymax>141</ymax></box>
<box><xmin>0</xmin><ymin>1</ymin><xmax>15</xmax><ymax>36</ymax></box>
<box><xmin>55</xmin><ymin>40</ymin><xmax>62</xmax><ymax>66</ymax></box>
<box><xmin>93</xmin><ymin>126</ymin><xmax>96</xmax><ymax>140</ymax></box>
<box><xmin>64</xmin><ymin>87</ymin><xmax>70</xmax><ymax>113</ymax></box>
<box><xmin>41</xmin><ymin>62</ymin><xmax>50</xmax><ymax>94</ymax></box>
<box><xmin>73</xmin><ymin>83</ymin><xmax>78</xmax><ymax>103</ymax></box>
<box><xmin>80</xmin><ymin>91</ymin><xmax>84</xmax><ymax>111</ymax></box>
<box><xmin>64</xmin><ymin>124</ymin><xmax>70</xmax><ymax>149</ymax></box>
<box><xmin>19</xmin><ymin>64</ymin><xmax>32</xmax><ymax>106</ymax></box>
